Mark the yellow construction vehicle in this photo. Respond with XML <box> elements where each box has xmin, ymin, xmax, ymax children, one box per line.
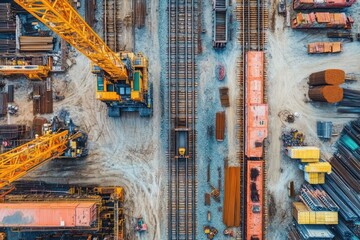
<box><xmin>15</xmin><ymin>0</ymin><xmax>152</xmax><ymax>117</ymax></box>
<box><xmin>0</xmin><ymin>116</ymin><xmax>88</xmax><ymax>193</ymax></box>
<box><xmin>0</xmin><ymin>57</ymin><xmax>52</xmax><ymax>80</ymax></box>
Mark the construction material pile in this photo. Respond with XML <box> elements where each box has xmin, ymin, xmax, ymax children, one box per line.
<box><xmin>307</xmin><ymin>42</ymin><xmax>342</xmax><ymax>54</ymax></box>
<box><xmin>308</xmin><ymin>69</ymin><xmax>345</xmax><ymax>103</ymax></box>
<box><xmin>316</xmin><ymin>121</ymin><xmax>333</xmax><ymax>140</ymax></box>
<box><xmin>338</xmin><ymin>88</ymin><xmax>360</xmax><ymax>114</ymax></box>
<box><xmin>0</xmin><ymin>3</ymin><xmax>16</xmax><ymax>54</ymax></box>
<box><xmin>33</xmin><ymin>80</ymin><xmax>53</xmax><ymax>115</ymax></box>
<box><xmin>292</xmin><ymin>12</ymin><xmax>353</xmax><ymax>29</ymax></box>
<box><xmin>219</xmin><ymin>87</ymin><xmax>229</xmax><ymax>107</ymax></box>
<box><xmin>134</xmin><ymin>0</ymin><xmax>146</xmax><ymax>28</ymax></box>
<box><xmin>223</xmin><ymin>167</ymin><xmax>240</xmax><ymax>227</ymax></box>
<box><xmin>19</xmin><ymin>36</ymin><xmax>54</xmax><ymax>52</ymax></box>
<box><xmin>282</xmin><ymin>129</ymin><xmax>305</xmax><ymax>147</ymax></box>
<box><xmin>287</xmin><ymin>146</ymin><xmax>333</xmax><ymax>184</ymax></box>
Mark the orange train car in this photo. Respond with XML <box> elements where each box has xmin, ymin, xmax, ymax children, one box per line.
<box><xmin>247</xmin><ymin>161</ymin><xmax>264</xmax><ymax>240</ymax></box>
<box><xmin>245</xmin><ymin>51</ymin><xmax>268</xmax><ymax>158</ymax></box>
<box><xmin>0</xmin><ymin>202</ymin><xmax>97</xmax><ymax>228</ymax></box>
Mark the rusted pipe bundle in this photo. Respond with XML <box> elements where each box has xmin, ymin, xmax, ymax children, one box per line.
<box><xmin>0</xmin><ymin>3</ymin><xmax>14</xmax><ymax>22</ymax></box>
<box><xmin>308</xmin><ymin>85</ymin><xmax>343</xmax><ymax>103</ymax></box>
<box><xmin>20</xmin><ymin>36</ymin><xmax>54</xmax><ymax>52</ymax></box>
<box><xmin>309</xmin><ymin>69</ymin><xmax>345</xmax><ymax>86</ymax></box>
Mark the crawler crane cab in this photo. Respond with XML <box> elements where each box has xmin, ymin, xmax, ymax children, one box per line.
<box><xmin>15</xmin><ymin>0</ymin><xmax>152</xmax><ymax>118</ymax></box>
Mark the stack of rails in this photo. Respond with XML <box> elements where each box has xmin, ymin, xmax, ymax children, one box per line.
<box><xmin>236</xmin><ymin>0</ymin><xmax>268</xmax><ymax>238</ymax></box>
<box><xmin>33</xmin><ymin>80</ymin><xmax>53</xmax><ymax>115</ymax></box>
<box><xmin>223</xmin><ymin>167</ymin><xmax>241</xmax><ymax>227</ymax></box>
<box><xmin>0</xmin><ymin>4</ymin><xmax>16</xmax><ymax>54</ymax></box>
<box><xmin>212</xmin><ymin>0</ymin><xmax>228</xmax><ymax>48</ymax></box>
<box><xmin>134</xmin><ymin>0</ymin><xmax>146</xmax><ymax>28</ymax></box>
<box><xmin>85</xmin><ymin>0</ymin><xmax>96</xmax><ymax>27</ymax></box>
<box><xmin>167</xmin><ymin>0</ymin><xmax>198</xmax><ymax>239</ymax></box>
<box><xmin>104</xmin><ymin>0</ymin><xmax>117</xmax><ymax>52</ymax></box>
<box><xmin>19</xmin><ymin>36</ymin><xmax>54</xmax><ymax>52</ymax></box>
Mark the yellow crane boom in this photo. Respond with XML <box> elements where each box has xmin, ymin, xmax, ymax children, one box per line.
<box><xmin>0</xmin><ymin>65</ymin><xmax>50</xmax><ymax>80</ymax></box>
<box><xmin>15</xmin><ymin>0</ymin><xmax>128</xmax><ymax>81</ymax></box>
<box><xmin>0</xmin><ymin>130</ymin><xmax>68</xmax><ymax>189</ymax></box>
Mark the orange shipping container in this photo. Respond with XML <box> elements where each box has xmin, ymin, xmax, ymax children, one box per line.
<box><xmin>0</xmin><ymin>202</ymin><xmax>97</xmax><ymax>228</ymax></box>
<box><xmin>246</xmin><ymin>51</ymin><xmax>264</xmax><ymax>105</ymax></box>
<box><xmin>246</xmin><ymin>104</ymin><xmax>268</xmax><ymax>158</ymax></box>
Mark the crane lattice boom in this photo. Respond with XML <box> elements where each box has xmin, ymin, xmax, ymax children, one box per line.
<box><xmin>0</xmin><ymin>130</ymin><xmax>69</xmax><ymax>189</ymax></box>
<box><xmin>15</xmin><ymin>0</ymin><xmax>128</xmax><ymax>80</ymax></box>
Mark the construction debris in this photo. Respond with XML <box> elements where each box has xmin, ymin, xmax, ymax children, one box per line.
<box><xmin>282</xmin><ymin>129</ymin><xmax>305</xmax><ymax>147</ymax></box>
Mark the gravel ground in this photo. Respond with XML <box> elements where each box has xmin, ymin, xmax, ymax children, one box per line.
<box><xmin>196</xmin><ymin>0</ymin><xmax>241</xmax><ymax>239</ymax></box>
<box><xmin>266</xmin><ymin>0</ymin><xmax>360</xmax><ymax>238</ymax></box>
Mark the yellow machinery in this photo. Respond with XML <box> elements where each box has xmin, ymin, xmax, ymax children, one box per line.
<box><xmin>15</xmin><ymin>0</ymin><xmax>152</xmax><ymax>117</ymax></box>
<box><xmin>0</xmin><ymin>131</ymin><xmax>68</xmax><ymax>190</ymax></box>
<box><xmin>0</xmin><ymin>58</ymin><xmax>52</xmax><ymax>80</ymax></box>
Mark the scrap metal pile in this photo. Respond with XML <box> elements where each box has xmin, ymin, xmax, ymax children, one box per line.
<box><xmin>282</xmin><ymin>129</ymin><xmax>305</xmax><ymax>147</ymax></box>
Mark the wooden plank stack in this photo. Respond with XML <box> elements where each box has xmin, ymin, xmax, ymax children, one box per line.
<box><xmin>19</xmin><ymin>36</ymin><xmax>54</xmax><ymax>52</ymax></box>
<box><xmin>223</xmin><ymin>167</ymin><xmax>241</xmax><ymax>227</ymax></box>
<box><xmin>134</xmin><ymin>0</ymin><xmax>146</xmax><ymax>28</ymax></box>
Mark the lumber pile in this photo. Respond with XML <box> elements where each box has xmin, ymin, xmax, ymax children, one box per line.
<box><xmin>0</xmin><ymin>3</ymin><xmax>15</xmax><ymax>33</ymax></box>
<box><xmin>223</xmin><ymin>167</ymin><xmax>240</xmax><ymax>227</ymax></box>
<box><xmin>19</xmin><ymin>36</ymin><xmax>54</xmax><ymax>52</ymax></box>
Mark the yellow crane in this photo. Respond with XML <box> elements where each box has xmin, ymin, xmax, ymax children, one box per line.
<box><xmin>14</xmin><ymin>0</ymin><xmax>152</xmax><ymax>117</ymax></box>
<box><xmin>0</xmin><ymin>58</ymin><xmax>52</xmax><ymax>80</ymax></box>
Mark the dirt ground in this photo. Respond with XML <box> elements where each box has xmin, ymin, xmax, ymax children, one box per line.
<box><xmin>15</xmin><ymin>0</ymin><xmax>166</xmax><ymax>239</ymax></box>
<box><xmin>266</xmin><ymin>0</ymin><xmax>360</xmax><ymax>238</ymax></box>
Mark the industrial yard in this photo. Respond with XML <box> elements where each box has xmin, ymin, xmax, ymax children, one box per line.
<box><xmin>0</xmin><ymin>0</ymin><xmax>359</xmax><ymax>239</ymax></box>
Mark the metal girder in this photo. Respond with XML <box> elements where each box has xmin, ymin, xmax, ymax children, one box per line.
<box><xmin>0</xmin><ymin>130</ymin><xmax>69</xmax><ymax>189</ymax></box>
<box><xmin>15</xmin><ymin>0</ymin><xmax>128</xmax><ymax>81</ymax></box>
<box><xmin>0</xmin><ymin>65</ymin><xmax>50</xmax><ymax>80</ymax></box>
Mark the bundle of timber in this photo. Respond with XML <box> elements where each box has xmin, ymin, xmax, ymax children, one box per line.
<box><xmin>307</xmin><ymin>42</ymin><xmax>342</xmax><ymax>54</ymax></box>
<box><xmin>0</xmin><ymin>39</ymin><xmax>16</xmax><ymax>54</ymax></box>
<box><xmin>223</xmin><ymin>167</ymin><xmax>240</xmax><ymax>227</ymax></box>
<box><xmin>219</xmin><ymin>87</ymin><xmax>230</xmax><ymax>107</ymax></box>
<box><xmin>308</xmin><ymin>85</ymin><xmax>343</xmax><ymax>103</ymax></box>
<box><xmin>134</xmin><ymin>0</ymin><xmax>146</xmax><ymax>28</ymax></box>
<box><xmin>33</xmin><ymin>117</ymin><xmax>47</xmax><ymax>136</ymax></box>
<box><xmin>309</xmin><ymin>69</ymin><xmax>345</xmax><ymax>86</ymax></box>
<box><xmin>33</xmin><ymin>80</ymin><xmax>53</xmax><ymax>115</ymax></box>
<box><xmin>19</xmin><ymin>36</ymin><xmax>54</xmax><ymax>52</ymax></box>
<box><xmin>216</xmin><ymin>111</ymin><xmax>225</xmax><ymax>141</ymax></box>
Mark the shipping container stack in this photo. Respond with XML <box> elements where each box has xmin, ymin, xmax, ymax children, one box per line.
<box><xmin>308</xmin><ymin>69</ymin><xmax>345</xmax><ymax>103</ymax></box>
<box><xmin>290</xmin><ymin>119</ymin><xmax>360</xmax><ymax>238</ymax></box>
<box><xmin>287</xmin><ymin>146</ymin><xmax>332</xmax><ymax>184</ymax></box>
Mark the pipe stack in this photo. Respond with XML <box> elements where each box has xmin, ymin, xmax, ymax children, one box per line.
<box><xmin>308</xmin><ymin>69</ymin><xmax>345</xmax><ymax>103</ymax></box>
<box><xmin>19</xmin><ymin>36</ymin><xmax>54</xmax><ymax>52</ymax></box>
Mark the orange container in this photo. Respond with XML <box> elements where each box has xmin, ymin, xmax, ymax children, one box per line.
<box><xmin>247</xmin><ymin>161</ymin><xmax>263</xmax><ymax>240</ymax></box>
<box><xmin>246</xmin><ymin>51</ymin><xmax>264</xmax><ymax>105</ymax></box>
<box><xmin>216</xmin><ymin>111</ymin><xmax>226</xmax><ymax>141</ymax></box>
<box><xmin>0</xmin><ymin>202</ymin><xmax>97</xmax><ymax>228</ymax></box>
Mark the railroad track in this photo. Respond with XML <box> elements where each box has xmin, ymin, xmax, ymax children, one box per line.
<box><xmin>236</xmin><ymin>0</ymin><xmax>268</xmax><ymax>239</ymax></box>
<box><xmin>104</xmin><ymin>0</ymin><xmax>122</xmax><ymax>52</ymax></box>
<box><xmin>167</xmin><ymin>0</ymin><xmax>198</xmax><ymax>239</ymax></box>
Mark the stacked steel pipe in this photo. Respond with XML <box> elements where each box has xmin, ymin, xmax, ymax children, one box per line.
<box><xmin>19</xmin><ymin>36</ymin><xmax>54</xmax><ymax>52</ymax></box>
<box><xmin>308</xmin><ymin>69</ymin><xmax>345</xmax><ymax>103</ymax></box>
<box><xmin>0</xmin><ymin>3</ymin><xmax>16</xmax><ymax>54</ymax></box>
<box><xmin>338</xmin><ymin>88</ymin><xmax>360</xmax><ymax>113</ymax></box>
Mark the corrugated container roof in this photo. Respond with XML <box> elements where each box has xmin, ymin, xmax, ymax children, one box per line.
<box><xmin>0</xmin><ymin>202</ymin><xmax>97</xmax><ymax>228</ymax></box>
<box><xmin>287</xmin><ymin>147</ymin><xmax>320</xmax><ymax>159</ymax></box>
<box><xmin>296</xmin><ymin>224</ymin><xmax>335</xmax><ymax>239</ymax></box>
<box><xmin>305</xmin><ymin>162</ymin><xmax>332</xmax><ymax>173</ymax></box>
<box><xmin>246</xmin><ymin>105</ymin><xmax>268</xmax><ymax>158</ymax></box>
